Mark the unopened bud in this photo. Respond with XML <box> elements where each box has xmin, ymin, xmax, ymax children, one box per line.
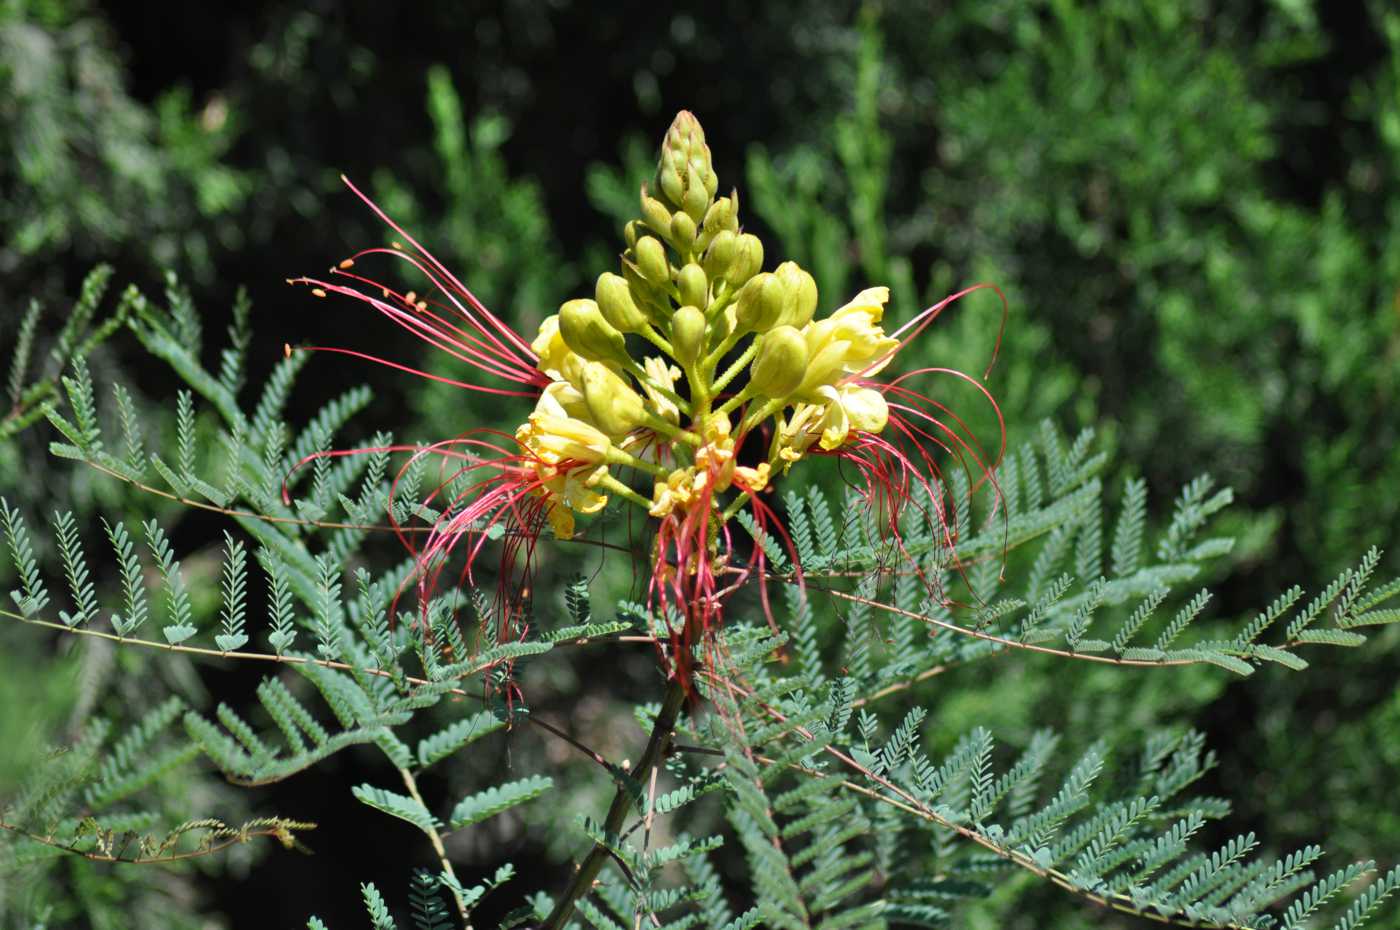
<box><xmin>670</xmin><ymin>212</ymin><xmax>697</xmax><ymax>252</ymax></box>
<box><xmin>659</xmin><ymin>163</ymin><xmax>684</xmax><ymax>206</ymax></box>
<box><xmin>683</xmin><ymin>164</ymin><xmax>710</xmax><ymax>222</ymax></box>
<box><xmin>581</xmin><ymin>362</ymin><xmax>648</xmax><ymax>436</ymax></box>
<box><xmin>677</xmin><ymin>263</ymin><xmax>708</xmax><ymax>310</ymax></box>
<box><xmin>671</xmin><ymin>305</ymin><xmax>706</xmax><ymax>365</ymax></box>
<box><xmin>774</xmin><ymin>262</ymin><xmax>818</xmax><ymax>328</ymax></box>
<box><xmin>750</xmin><ymin>325</ymin><xmax>809</xmax><ymax>399</ymax></box>
<box><xmin>640</xmin><ymin>189</ymin><xmax>672</xmax><ymax>235</ymax></box>
<box><xmin>702</xmin><ymin>197</ymin><xmax>733</xmax><ymax>235</ymax></box>
<box><xmin>725</xmin><ymin>233</ymin><xmax>764</xmax><ymax>286</ymax></box>
<box><xmin>734</xmin><ymin>272</ymin><xmax>774</xmax><ymax>333</ymax></box>
<box><xmin>623</xmin><ymin>220</ymin><xmax>640</xmax><ymax>250</ymax></box>
<box><xmin>703</xmin><ymin>230</ymin><xmax>737</xmax><ymax>280</ymax></box>
<box><xmin>622</xmin><ymin>262</ymin><xmax>668</xmax><ymax>323</ymax></box>
<box><xmin>560</xmin><ymin>299</ymin><xmax>628</xmax><ymax>365</ymax></box>
<box><xmin>699</xmin><ymin>161</ymin><xmax>718</xmax><ymax>198</ymax></box>
<box><xmin>596</xmin><ymin>272</ymin><xmax>647</xmax><ymax>332</ymax></box>
<box><xmin>635</xmin><ymin>236</ymin><xmax>670</xmax><ymax>286</ymax></box>
<box><xmin>755</xmin><ymin>273</ymin><xmax>789</xmax><ymax>332</ymax></box>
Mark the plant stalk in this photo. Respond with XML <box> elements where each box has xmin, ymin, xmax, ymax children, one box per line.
<box><xmin>540</xmin><ymin>678</ymin><xmax>688</xmax><ymax>930</ymax></box>
<box><xmin>399</xmin><ymin>765</ymin><xmax>473</xmax><ymax>928</ymax></box>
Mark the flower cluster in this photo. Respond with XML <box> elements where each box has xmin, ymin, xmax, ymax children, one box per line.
<box><xmin>291</xmin><ymin>111</ymin><xmax>1002</xmax><ymax>695</ymax></box>
<box><xmin>518</xmin><ymin>114</ymin><xmax>906</xmax><ymax>539</ymax></box>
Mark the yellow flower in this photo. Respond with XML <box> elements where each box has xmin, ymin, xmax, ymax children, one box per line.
<box><xmin>816</xmin><ymin>384</ymin><xmax>889</xmax><ymax>450</ymax></box>
<box><xmin>639</xmin><ymin>356</ymin><xmax>682</xmax><ymax>424</ymax></box>
<box><xmin>535</xmin><ymin>380</ymin><xmax>590</xmax><ymax>421</ymax></box>
<box><xmin>775</xmin><ymin>403</ymin><xmax>824</xmax><ymax>469</ymax></box>
<box><xmin>772</xmin><ymin>384</ymin><xmax>889</xmax><ymax>467</ymax></box>
<box><xmin>649</xmin><ymin>468</ymin><xmax>696</xmax><ymax>517</ymax></box>
<box><xmin>539</xmin><ymin>465</ymin><xmax>609</xmax><ymax>539</ymax></box>
<box><xmin>517</xmin><ymin>412</ymin><xmax>612</xmax><ymax>466</ymax></box>
<box><xmin>516</xmin><ymin>411</ymin><xmax>613</xmax><ymax>539</ymax></box>
<box><xmin>531</xmin><ymin>315</ymin><xmax>585</xmax><ymax>384</ymax></box>
<box><xmin>734</xmin><ymin>462</ymin><xmax>771</xmax><ymax>492</ymax></box>
<box><xmin>801</xmin><ymin>286</ymin><xmax>900</xmax><ymax>383</ymax></box>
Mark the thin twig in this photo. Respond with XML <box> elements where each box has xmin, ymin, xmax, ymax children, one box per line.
<box><xmin>0</xmin><ymin>818</ymin><xmax>311</xmax><ymax>865</ymax></box>
<box><xmin>3</xmin><ymin>607</ymin><xmax>638</xmax><ymax>777</ymax></box>
<box><xmin>807</xmin><ymin>582</ymin><xmax>1203</xmax><ymax>668</ymax></box>
<box><xmin>398</xmin><ymin>767</ymin><xmax>474</xmax><ymax>929</ymax></box>
<box><xmin>727</xmin><ymin>678</ymin><xmax>1253</xmax><ymax>930</ymax></box>
<box><xmin>83</xmin><ymin>459</ymin><xmax>633</xmax><ymax>555</ymax></box>
<box><xmin>540</xmin><ymin>679</ymin><xmax>688</xmax><ymax>930</ymax></box>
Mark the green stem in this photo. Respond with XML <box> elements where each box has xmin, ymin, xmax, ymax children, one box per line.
<box><xmin>684</xmin><ymin>360</ymin><xmax>710</xmax><ymax>415</ymax></box>
<box><xmin>606</xmin><ymin>447</ymin><xmax>669</xmax><ymax>479</ymax></box>
<box><xmin>738</xmin><ymin>398</ymin><xmax>784</xmax><ymax>436</ymax></box>
<box><xmin>714</xmin><ymin>384</ymin><xmax>755</xmax><ymax>419</ymax></box>
<box><xmin>711</xmin><ymin>341</ymin><xmax>759</xmax><ymax>395</ymax></box>
<box><xmin>720</xmin><ymin>490</ymin><xmax>752</xmax><ymax>522</ymax></box>
<box><xmin>541</xmin><ymin>679</ymin><xmax>688</xmax><ymax>930</ymax></box>
<box><xmin>595</xmin><ymin>473</ymin><xmax>656</xmax><ymax>511</ymax></box>
<box><xmin>704</xmin><ymin>284</ymin><xmax>736</xmax><ymax>323</ymax></box>
<box><xmin>399</xmin><ymin>766</ymin><xmax>474</xmax><ymax>928</ymax></box>
<box><xmin>638</xmin><ymin>323</ymin><xmax>674</xmax><ymax>357</ymax></box>
<box><xmin>703</xmin><ymin>329</ymin><xmax>748</xmax><ymax>375</ymax></box>
<box><xmin>642</xmin><ymin>412</ymin><xmax>701</xmax><ymax>446</ymax></box>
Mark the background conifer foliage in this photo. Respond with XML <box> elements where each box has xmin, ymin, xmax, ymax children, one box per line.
<box><xmin>1</xmin><ymin>2</ymin><xmax>1398</xmax><ymax>928</ymax></box>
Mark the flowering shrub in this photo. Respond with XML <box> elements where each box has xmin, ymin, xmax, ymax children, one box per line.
<box><xmin>4</xmin><ymin>106</ymin><xmax>1395</xmax><ymax>930</ymax></box>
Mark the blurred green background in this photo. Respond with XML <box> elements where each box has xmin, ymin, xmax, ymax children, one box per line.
<box><xmin>2</xmin><ymin>0</ymin><xmax>1397</xmax><ymax>927</ymax></box>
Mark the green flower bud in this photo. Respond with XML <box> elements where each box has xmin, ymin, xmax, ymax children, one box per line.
<box><xmin>662</xmin><ymin>112</ymin><xmax>712</xmax><ymax>181</ymax></box>
<box><xmin>754</xmin><ymin>273</ymin><xmax>789</xmax><ymax>332</ymax></box>
<box><xmin>659</xmin><ymin>163</ymin><xmax>684</xmax><ymax>206</ymax></box>
<box><xmin>701</xmin><ymin>197</ymin><xmax>732</xmax><ymax>235</ymax></box>
<box><xmin>670</xmin><ymin>212</ymin><xmax>697</xmax><ymax>252</ymax></box>
<box><xmin>773</xmin><ymin>262</ymin><xmax>818</xmax><ymax>328</ymax></box>
<box><xmin>725</xmin><ymin>233</ymin><xmax>764</xmax><ymax>286</ymax></box>
<box><xmin>640</xmin><ymin>189</ymin><xmax>672</xmax><ymax>235</ymax></box>
<box><xmin>683</xmin><ymin>164</ymin><xmax>710</xmax><ymax>222</ymax></box>
<box><xmin>699</xmin><ymin>160</ymin><xmax>718</xmax><ymax>198</ymax></box>
<box><xmin>665</xmin><ymin>145</ymin><xmax>687</xmax><ymax>171</ymax></box>
<box><xmin>621</xmin><ymin>262</ymin><xmax>669</xmax><ymax>323</ymax></box>
<box><xmin>750</xmin><ymin>325</ymin><xmax>809</xmax><ymax>399</ymax></box>
<box><xmin>702</xmin><ymin>229</ymin><xmax>737</xmax><ymax>280</ymax></box>
<box><xmin>734</xmin><ymin>272</ymin><xmax>774</xmax><ymax>333</ymax></box>
<box><xmin>677</xmin><ymin>263</ymin><xmax>708</xmax><ymax>310</ymax></box>
<box><xmin>596</xmin><ymin>272</ymin><xmax>647</xmax><ymax>332</ymax></box>
<box><xmin>671</xmin><ymin>305</ymin><xmax>706</xmax><ymax>365</ymax></box>
<box><xmin>635</xmin><ymin>236</ymin><xmax>669</xmax><ymax>286</ymax></box>
<box><xmin>581</xmin><ymin>361</ymin><xmax>647</xmax><ymax>436</ymax></box>
<box><xmin>560</xmin><ymin>299</ymin><xmax>628</xmax><ymax>365</ymax></box>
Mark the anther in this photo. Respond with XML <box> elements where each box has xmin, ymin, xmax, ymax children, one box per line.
<box><xmin>312</xmin><ymin>288</ymin><xmax>327</xmax><ymax>298</ymax></box>
<box><xmin>338</xmin><ymin>258</ymin><xmax>354</xmax><ymax>269</ymax></box>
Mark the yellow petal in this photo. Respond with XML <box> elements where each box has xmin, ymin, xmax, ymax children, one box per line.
<box><xmin>842</xmin><ymin>386</ymin><xmax>889</xmax><ymax>433</ymax></box>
